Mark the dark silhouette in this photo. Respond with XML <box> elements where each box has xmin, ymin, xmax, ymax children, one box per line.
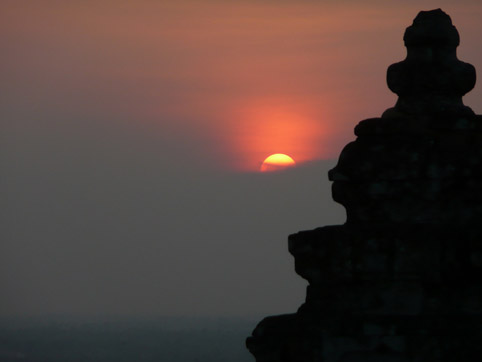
<box><xmin>247</xmin><ymin>9</ymin><xmax>482</xmax><ymax>361</ymax></box>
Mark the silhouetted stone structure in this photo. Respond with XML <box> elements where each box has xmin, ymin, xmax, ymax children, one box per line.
<box><xmin>247</xmin><ymin>9</ymin><xmax>482</xmax><ymax>361</ymax></box>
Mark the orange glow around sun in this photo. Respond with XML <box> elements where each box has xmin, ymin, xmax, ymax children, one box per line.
<box><xmin>228</xmin><ymin>101</ymin><xmax>328</xmax><ymax>171</ymax></box>
<box><xmin>260</xmin><ymin>153</ymin><xmax>296</xmax><ymax>172</ymax></box>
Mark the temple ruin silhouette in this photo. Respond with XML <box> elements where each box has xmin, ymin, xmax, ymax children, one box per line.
<box><xmin>247</xmin><ymin>9</ymin><xmax>482</xmax><ymax>362</ymax></box>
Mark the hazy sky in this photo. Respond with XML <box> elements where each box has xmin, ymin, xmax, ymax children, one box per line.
<box><xmin>2</xmin><ymin>0</ymin><xmax>482</xmax><ymax>318</ymax></box>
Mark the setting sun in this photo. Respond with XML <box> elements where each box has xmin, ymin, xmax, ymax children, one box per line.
<box><xmin>260</xmin><ymin>153</ymin><xmax>296</xmax><ymax>172</ymax></box>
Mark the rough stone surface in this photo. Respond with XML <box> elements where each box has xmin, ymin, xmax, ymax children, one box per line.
<box><xmin>247</xmin><ymin>9</ymin><xmax>482</xmax><ymax>362</ymax></box>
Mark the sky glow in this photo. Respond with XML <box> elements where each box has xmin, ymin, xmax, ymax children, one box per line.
<box><xmin>3</xmin><ymin>1</ymin><xmax>482</xmax><ymax>171</ymax></box>
<box><xmin>2</xmin><ymin>0</ymin><xmax>482</xmax><ymax>318</ymax></box>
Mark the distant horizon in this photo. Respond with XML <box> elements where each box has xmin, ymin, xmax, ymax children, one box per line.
<box><xmin>0</xmin><ymin>313</ymin><xmax>267</xmax><ymax>323</ymax></box>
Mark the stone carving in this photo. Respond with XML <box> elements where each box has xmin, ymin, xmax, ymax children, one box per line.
<box><xmin>247</xmin><ymin>9</ymin><xmax>482</xmax><ymax>362</ymax></box>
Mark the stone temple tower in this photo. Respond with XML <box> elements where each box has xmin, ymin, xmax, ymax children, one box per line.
<box><xmin>247</xmin><ymin>9</ymin><xmax>482</xmax><ymax>362</ymax></box>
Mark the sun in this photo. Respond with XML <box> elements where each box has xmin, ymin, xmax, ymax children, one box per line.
<box><xmin>260</xmin><ymin>153</ymin><xmax>296</xmax><ymax>172</ymax></box>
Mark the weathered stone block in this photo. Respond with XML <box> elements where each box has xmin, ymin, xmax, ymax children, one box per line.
<box><xmin>248</xmin><ymin>9</ymin><xmax>482</xmax><ymax>362</ymax></box>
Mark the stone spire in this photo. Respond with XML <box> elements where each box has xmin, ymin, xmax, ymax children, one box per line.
<box><xmin>385</xmin><ymin>9</ymin><xmax>476</xmax><ymax>117</ymax></box>
<box><xmin>247</xmin><ymin>9</ymin><xmax>482</xmax><ymax>362</ymax></box>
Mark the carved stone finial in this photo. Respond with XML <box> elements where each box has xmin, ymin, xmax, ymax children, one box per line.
<box><xmin>385</xmin><ymin>9</ymin><xmax>476</xmax><ymax>117</ymax></box>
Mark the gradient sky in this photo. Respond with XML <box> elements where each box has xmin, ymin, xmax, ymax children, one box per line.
<box><xmin>2</xmin><ymin>0</ymin><xmax>482</xmax><ymax>318</ymax></box>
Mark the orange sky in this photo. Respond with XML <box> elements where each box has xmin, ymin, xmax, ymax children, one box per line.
<box><xmin>2</xmin><ymin>0</ymin><xmax>482</xmax><ymax>171</ymax></box>
<box><xmin>4</xmin><ymin>0</ymin><xmax>482</xmax><ymax>319</ymax></box>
